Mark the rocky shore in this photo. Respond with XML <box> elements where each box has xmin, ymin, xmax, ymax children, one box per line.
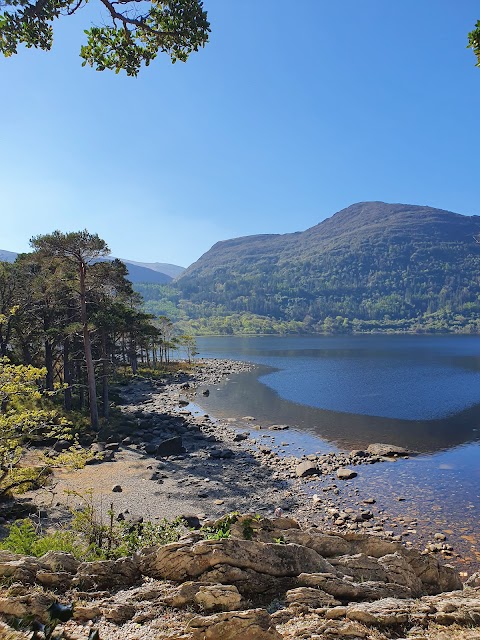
<box><xmin>23</xmin><ymin>358</ymin><xmax>471</xmax><ymax>569</ymax></box>
<box><xmin>2</xmin><ymin>358</ymin><xmax>479</xmax><ymax>638</ymax></box>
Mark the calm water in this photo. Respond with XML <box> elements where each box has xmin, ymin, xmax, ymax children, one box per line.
<box><xmin>194</xmin><ymin>335</ymin><xmax>480</xmax><ymax>568</ymax></box>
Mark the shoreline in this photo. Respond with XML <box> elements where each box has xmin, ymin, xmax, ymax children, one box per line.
<box><xmin>26</xmin><ymin>358</ymin><xmax>478</xmax><ymax>577</ymax></box>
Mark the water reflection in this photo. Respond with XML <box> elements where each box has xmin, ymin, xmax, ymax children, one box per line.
<box><xmin>197</xmin><ymin>366</ymin><xmax>480</xmax><ymax>453</ymax></box>
<box><xmin>196</xmin><ymin>335</ymin><xmax>480</xmax><ymax>453</ymax></box>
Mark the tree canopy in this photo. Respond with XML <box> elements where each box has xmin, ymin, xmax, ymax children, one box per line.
<box><xmin>0</xmin><ymin>0</ymin><xmax>210</xmax><ymax>75</ymax></box>
<box><xmin>468</xmin><ymin>20</ymin><xmax>480</xmax><ymax>67</ymax></box>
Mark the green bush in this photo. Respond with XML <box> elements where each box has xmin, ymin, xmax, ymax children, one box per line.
<box><xmin>0</xmin><ymin>519</ymin><xmax>83</xmax><ymax>557</ymax></box>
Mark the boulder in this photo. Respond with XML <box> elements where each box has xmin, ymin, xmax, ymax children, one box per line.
<box><xmin>40</xmin><ymin>551</ymin><xmax>80</xmax><ymax>574</ymax></box>
<box><xmin>144</xmin><ymin>443</ymin><xmax>158</xmax><ymax>455</ymax></box>
<box><xmin>330</xmin><ymin>553</ymin><xmax>389</xmax><ymax>583</ymax></box>
<box><xmin>198</xmin><ymin>565</ymin><xmax>285</xmax><ymax>595</ymax></box>
<box><xmin>0</xmin><ymin>552</ymin><xmax>47</xmax><ymax>584</ymax></box>
<box><xmin>189</xmin><ymin>608</ymin><xmax>282</xmax><ymax>640</ymax></box>
<box><xmin>285</xmin><ymin>586</ymin><xmax>340</xmax><ymax>608</ymax></box>
<box><xmin>366</xmin><ymin>443</ymin><xmax>409</xmax><ymax>457</ymax></box>
<box><xmin>165</xmin><ymin>581</ymin><xmax>214</xmax><ymax>607</ymax></box>
<box><xmin>103</xmin><ymin>603</ymin><xmax>136</xmax><ymax>624</ymax></box>
<box><xmin>285</xmin><ymin>529</ymin><xmax>352</xmax><ymax>557</ymax></box>
<box><xmin>377</xmin><ymin>552</ymin><xmax>423</xmax><ymax>596</ymax></box>
<box><xmin>297</xmin><ymin>573</ymin><xmax>412</xmax><ymax>601</ymax></box>
<box><xmin>0</xmin><ymin>592</ymin><xmax>54</xmax><ymax>622</ymax></box>
<box><xmin>35</xmin><ymin>570</ymin><xmax>73</xmax><ymax>589</ymax></box>
<box><xmin>296</xmin><ymin>461</ymin><xmax>319</xmax><ymax>477</ymax></box>
<box><xmin>336</xmin><ymin>468</ymin><xmax>358</xmax><ymax>480</ymax></box>
<box><xmin>140</xmin><ymin>538</ymin><xmax>337</xmax><ymax>582</ymax></box>
<box><xmin>72</xmin><ymin>557</ymin><xmax>140</xmax><ymax>591</ymax></box>
<box><xmin>194</xmin><ymin>584</ymin><xmax>242</xmax><ymax>612</ymax></box>
<box><xmin>156</xmin><ymin>436</ymin><xmax>185</xmax><ymax>457</ymax></box>
<box><xmin>345</xmin><ymin>597</ymin><xmax>411</xmax><ymax>626</ymax></box>
<box><xmin>403</xmin><ymin>548</ymin><xmax>462</xmax><ymax>594</ymax></box>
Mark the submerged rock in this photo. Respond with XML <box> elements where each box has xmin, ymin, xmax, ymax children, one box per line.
<box><xmin>366</xmin><ymin>443</ymin><xmax>410</xmax><ymax>457</ymax></box>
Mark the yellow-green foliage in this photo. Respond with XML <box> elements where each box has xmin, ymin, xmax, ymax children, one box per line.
<box><xmin>0</xmin><ymin>358</ymin><xmax>73</xmax><ymax>496</ymax></box>
<box><xmin>42</xmin><ymin>446</ymin><xmax>97</xmax><ymax>470</ymax></box>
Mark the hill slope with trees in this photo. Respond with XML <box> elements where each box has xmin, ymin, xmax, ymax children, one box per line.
<box><xmin>145</xmin><ymin>202</ymin><xmax>480</xmax><ymax>334</ymax></box>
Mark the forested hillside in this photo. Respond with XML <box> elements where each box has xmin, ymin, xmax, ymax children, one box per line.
<box><xmin>138</xmin><ymin>202</ymin><xmax>480</xmax><ymax>334</ymax></box>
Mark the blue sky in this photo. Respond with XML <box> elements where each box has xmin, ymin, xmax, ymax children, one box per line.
<box><xmin>1</xmin><ymin>1</ymin><xmax>479</xmax><ymax>267</ymax></box>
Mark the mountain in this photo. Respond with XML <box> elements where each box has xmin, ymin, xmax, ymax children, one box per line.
<box><xmin>172</xmin><ymin>202</ymin><xmax>480</xmax><ymax>333</ymax></box>
<box><xmin>0</xmin><ymin>250</ymin><xmax>184</xmax><ymax>285</ymax></box>
<box><xmin>120</xmin><ymin>260</ymin><xmax>185</xmax><ymax>279</ymax></box>
<box><xmin>0</xmin><ymin>250</ymin><xmax>17</xmax><ymax>263</ymax></box>
<box><xmin>116</xmin><ymin>260</ymin><xmax>173</xmax><ymax>284</ymax></box>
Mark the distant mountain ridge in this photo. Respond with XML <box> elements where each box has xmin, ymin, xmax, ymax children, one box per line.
<box><xmin>171</xmin><ymin>201</ymin><xmax>480</xmax><ymax>334</ymax></box>
<box><xmin>119</xmin><ymin>260</ymin><xmax>185</xmax><ymax>279</ymax></box>
<box><xmin>0</xmin><ymin>249</ymin><xmax>185</xmax><ymax>285</ymax></box>
<box><xmin>0</xmin><ymin>250</ymin><xmax>18</xmax><ymax>263</ymax></box>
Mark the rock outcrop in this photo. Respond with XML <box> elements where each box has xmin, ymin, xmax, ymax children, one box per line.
<box><xmin>0</xmin><ymin>514</ymin><xmax>475</xmax><ymax>640</ymax></box>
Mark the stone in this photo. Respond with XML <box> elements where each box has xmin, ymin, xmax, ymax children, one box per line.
<box><xmin>296</xmin><ymin>461</ymin><xmax>319</xmax><ymax>477</ymax></box>
<box><xmin>465</xmin><ymin>572</ymin><xmax>480</xmax><ymax>587</ymax></box>
<box><xmin>73</xmin><ymin>604</ymin><xmax>102</xmax><ymax>621</ymax></box>
<box><xmin>233</xmin><ymin>433</ymin><xmax>248</xmax><ymax>441</ymax></box>
<box><xmin>366</xmin><ymin>443</ymin><xmax>409</xmax><ymax>457</ymax></box>
<box><xmin>285</xmin><ymin>586</ymin><xmax>340</xmax><ymax>608</ymax></box>
<box><xmin>140</xmin><ymin>537</ymin><xmax>337</xmax><ymax>582</ymax></box>
<box><xmin>53</xmin><ymin>440</ymin><xmax>71</xmax><ymax>452</ymax></box>
<box><xmin>112</xmin><ymin>485</ymin><xmax>123</xmax><ymax>492</ymax></box>
<box><xmin>210</xmin><ymin>448</ymin><xmax>234</xmax><ymax>459</ymax></box>
<box><xmin>198</xmin><ymin>565</ymin><xmax>281</xmax><ymax>595</ymax></box>
<box><xmin>35</xmin><ymin>570</ymin><xmax>72</xmax><ymax>589</ymax></box>
<box><xmin>156</xmin><ymin>436</ymin><xmax>186</xmax><ymax>457</ymax></box>
<box><xmin>297</xmin><ymin>573</ymin><xmax>412</xmax><ymax>601</ymax></box>
<box><xmin>182</xmin><ymin>515</ymin><xmax>202</xmax><ymax>530</ymax></box>
<box><xmin>350</xmin><ymin>450</ymin><xmax>367</xmax><ymax>457</ymax></box>
<box><xmin>331</xmin><ymin>553</ymin><xmax>389</xmax><ymax>583</ymax></box>
<box><xmin>194</xmin><ymin>584</ymin><xmax>242</xmax><ymax>612</ymax></box>
<box><xmin>72</xmin><ymin>557</ymin><xmax>140</xmax><ymax>591</ymax></box>
<box><xmin>336</xmin><ymin>468</ymin><xmax>358</xmax><ymax>480</ymax></box>
<box><xmin>0</xmin><ymin>592</ymin><xmax>54</xmax><ymax>622</ymax></box>
<box><xmin>189</xmin><ymin>608</ymin><xmax>282</xmax><ymax>640</ymax></box>
<box><xmin>144</xmin><ymin>443</ymin><xmax>158</xmax><ymax>455</ymax></box>
<box><xmin>0</xmin><ymin>553</ymin><xmax>48</xmax><ymax>584</ymax></box>
<box><xmin>403</xmin><ymin>547</ymin><xmax>462</xmax><ymax>594</ymax></box>
<box><xmin>346</xmin><ymin>597</ymin><xmax>411</xmax><ymax>626</ymax></box>
<box><xmin>40</xmin><ymin>551</ymin><xmax>80</xmax><ymax>574</ymax></box>
<box><xmin>285</xmin><ymin>529</ymin><xmax>351</xmax><ymax>557</ymax></box>
<box><xmin>165</xmin><ymin>581</ymin><xmax>212</xmax><ymax>607</ymax></box>
<box><xmin>103</xmin><ymin>603</ymin><xmax>136</xmax><ymax>623</ymax></box>
<box><xmin>377</xmin><ymin>552</ymin><xmax>423</xmax><ymax>596</ymax></box>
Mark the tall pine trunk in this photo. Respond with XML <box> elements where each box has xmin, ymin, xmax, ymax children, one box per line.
<box><xmin>79</xmin><ymin>263</ymin><xmax>99</xmax><ymax>431</ymax></box>
<box><xmin>101</xmin><ymin>329</ymin><xmax>109</xmax><ymax>420</ymax></box>
<box><xmin>63</xmin><ymin>336</ymin><xmax>72</xmax><ymax>411</ymax></box>
<box><xmin>44</xmin><ymin>340</ymin><xmax>54</xmax><ymax>391</ymax></box>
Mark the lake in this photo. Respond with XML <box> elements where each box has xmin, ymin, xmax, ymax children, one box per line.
<box><xmin>193</xmin><ymin>334</ymin><xmax>480</xmax><ymax>568</ymax></box>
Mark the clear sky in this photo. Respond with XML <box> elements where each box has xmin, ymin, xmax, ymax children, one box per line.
<box><xmin>1</xmin><ymin>1</ymin><xmax>480</xmax><ymax>267</ymax></box>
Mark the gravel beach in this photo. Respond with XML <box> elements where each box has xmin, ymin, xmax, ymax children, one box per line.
<box><xmin>26</xmin><ymin>358</ymin><xmax>477</xmax><ymax>577</ymax></box>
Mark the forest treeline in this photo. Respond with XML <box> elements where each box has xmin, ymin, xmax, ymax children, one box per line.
<box><xmin>0</xmin><ymin>231</ymin><xmax>192</xmax><ymax>432</ymax></box>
